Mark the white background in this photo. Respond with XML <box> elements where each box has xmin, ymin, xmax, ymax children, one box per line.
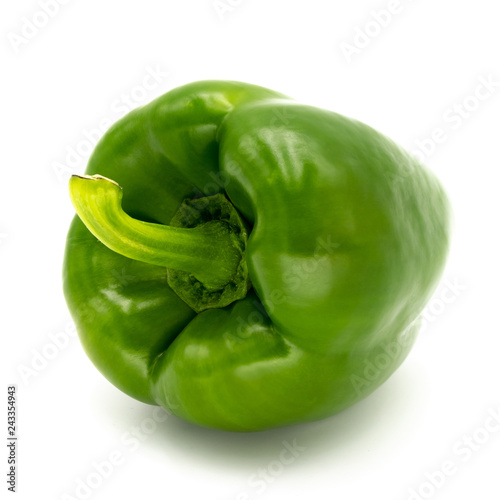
<box><xmin>1</xmin><ymin>0</ymin><xmax>499</xmax><ymax>499</ymax></box>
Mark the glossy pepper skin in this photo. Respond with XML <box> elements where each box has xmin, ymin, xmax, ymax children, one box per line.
<box><xmin>63</xmin><ymin>80</ymin><xmax>450</xmax><ymax>432</ymax></box>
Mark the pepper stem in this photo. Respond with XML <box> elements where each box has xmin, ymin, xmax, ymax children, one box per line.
<box><xmin>69</xmin><ymin>174</ymin><xmax>242</xmax><ymax>291</ymax></box>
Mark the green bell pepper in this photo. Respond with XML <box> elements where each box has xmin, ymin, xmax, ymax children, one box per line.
<box><xmin>63</xmin><ymin>80</ymin><xmax>450</xmax><ymax>432</ymax></box>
